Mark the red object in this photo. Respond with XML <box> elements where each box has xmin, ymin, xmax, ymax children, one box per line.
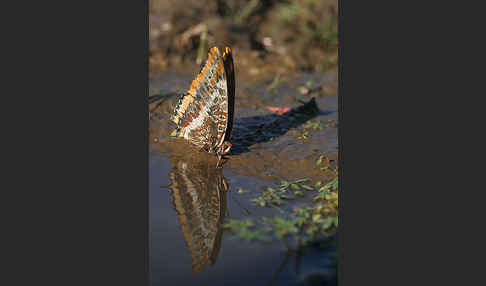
<box><xmin>266</xmin><ymin>106</ymin><xmax>291</xmax><ymax>115</ymax></box>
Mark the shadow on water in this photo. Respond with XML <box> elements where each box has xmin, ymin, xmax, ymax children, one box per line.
<box><xmin>165</xmin><ymin>152</ymin><xmax>228</xmax><ymax>273</ymax></box>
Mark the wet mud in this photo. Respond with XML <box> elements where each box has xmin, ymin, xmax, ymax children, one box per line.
<box><xmin>149</xmin><ymin>71</ymin><xmax>338</xmax><ymax>286</ymax></box>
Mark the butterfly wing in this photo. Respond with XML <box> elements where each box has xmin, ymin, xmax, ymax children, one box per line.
<box><xmin>170</xmin><ymin>47</ymin><xmax>235</xmax><ymax>155</ymax></box>
<box><xmin>220</xmin><ymin>47</ymin><xmax>235</xmax><ymax>146</ymax></box>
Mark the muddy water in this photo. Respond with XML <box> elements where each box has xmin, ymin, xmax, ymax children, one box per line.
<box><xmin>149</xmin><ymin>71</ymin><xmax>338</xmax><ymax>286</ymax></box>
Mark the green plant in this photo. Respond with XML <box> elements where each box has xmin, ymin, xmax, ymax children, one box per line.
<box><xmin>226</xmin><ymin>175</ymin><xmax>339</xmax><ymax>245</ymax></box>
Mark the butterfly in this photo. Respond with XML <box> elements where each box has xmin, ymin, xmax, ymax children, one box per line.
<box><xmin>170</xmin><ymin>47</ymin><xmax>235</xmax><ymax>159</ymax></box>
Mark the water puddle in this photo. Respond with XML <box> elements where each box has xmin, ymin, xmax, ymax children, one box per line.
<box><xmin>149</xmin><ymin>71</ymin><xmax>338</xmax><ymax>286</ymax></box>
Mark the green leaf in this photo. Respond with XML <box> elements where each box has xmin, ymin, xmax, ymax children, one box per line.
<box><xmin>321</xmin><ymin>217</ymin><xmax>334</xmax><ymax>230</ymax></box>
<box><xmin>237</xmin><ymin>188</ymin><xmax>249</xmax><ymax>193</ymax></box>
<box><xmin>315</xmin><ymin>181</ymin><xmax>322</xmax><ymax>187</ymax></box>
<box><xmin>312</xmin><ymin>214</ymin><xmax>322</xmax><ymax>222</ymax></box>
<box><xmin>313</xmin><ymin>192</ymin><xmax>328</xmax><ymax>202</ymax></box>
<box><xmin>318</xmin><ymin>186</ymin><xmax>330</xmax><ymax>193</ymax></box>
<box><xmin>301</xmin><ymin>184</ymin><xmax>314</xmax><ymax>191</ymax></box>
<box><xmin>331</xmin><ymin>178</ymin><xmax>339</xmax><ymax>190</ymax></box>
<box><xmin>279</xmin><ymin>180</ymin><xmax>289</xmax><ymax>188</ymax></box>
<box><xmin>294</xmin><ymin>178</ymin><xmax>310</xmax><ymax>183</ymax></box>
<box><xmin>290</xmin><ymin>183</ymin><xmax>300</xmax><ymax>190</ymax></box>
<box><xmin>251</xmin><ymin>197</ymin><xmax>267</xmax><ymax>207</ymax></box>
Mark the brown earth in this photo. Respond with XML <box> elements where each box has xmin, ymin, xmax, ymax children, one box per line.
<box><xmin>150</xmin><ymin>0</ymin><xmax>338</xmax><ymax>79</ymax></box>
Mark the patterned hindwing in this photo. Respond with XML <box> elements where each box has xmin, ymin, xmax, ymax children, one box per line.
<box><xmin>170</xmin><ymin>47</ymin><xmax>230</xmax><ymax>153</ymax></box>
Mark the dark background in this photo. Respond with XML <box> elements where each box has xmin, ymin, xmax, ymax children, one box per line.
<box><xmin>2</xmin><ymin>0</ymin><xmax>476</xmax><ymax>285</ymax></box>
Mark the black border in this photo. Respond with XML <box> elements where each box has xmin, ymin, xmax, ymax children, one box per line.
<box><xmin>4</xmin><ymin>1</ymin><xmax>149</xmax><ymax>285</ymax></box>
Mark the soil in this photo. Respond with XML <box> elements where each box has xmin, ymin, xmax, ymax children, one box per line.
<box><xmin>150</xmin><ymin>0</ymin><xmax>338</xmax><ymax>78</ymax></box>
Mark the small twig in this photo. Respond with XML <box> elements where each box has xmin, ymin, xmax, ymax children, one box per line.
<box><xmin>196</xmin><ymin>23</ymin><xmax>208</xmax><ymax>65</ymax></box>
<box><xmin>179</xmin><ymin>22</ymin><xmax>206</xmax><ymax>47</ymax></box>
<box><xmin>235</xmin><ymin>0</ymin><xmax>260</xmax><ymax>25</ymax></box>
<box><xmin>267</xmin><ymin>73</ymin><xmax>281</xmax><ymax>92</ymax></box>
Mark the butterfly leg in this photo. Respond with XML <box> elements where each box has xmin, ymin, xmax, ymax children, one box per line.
<box><xmin>216</xmin><ymin>141</ymin><xmax>232</xmax><ymax>167</ymax></box>
<box><xmin>216</xmin><ymin>155</ymin><xmax>223</xmax><ymax>168</ymax></box>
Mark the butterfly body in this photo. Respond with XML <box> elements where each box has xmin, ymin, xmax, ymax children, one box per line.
<box><xmin>170</xmin><ymin>47</ymin><xmax>235</xmax><ymax>158</ymax></box>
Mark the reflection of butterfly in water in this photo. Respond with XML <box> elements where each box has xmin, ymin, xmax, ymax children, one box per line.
<box><xmin>170</xmin><ymin>47</ymin><xmax>235</xmax><ymax>159</ymax></box>
<box><xmin>168</xmin><ymin>154</ymin><xmax>228</xmax><ymax>273</ymax></box>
